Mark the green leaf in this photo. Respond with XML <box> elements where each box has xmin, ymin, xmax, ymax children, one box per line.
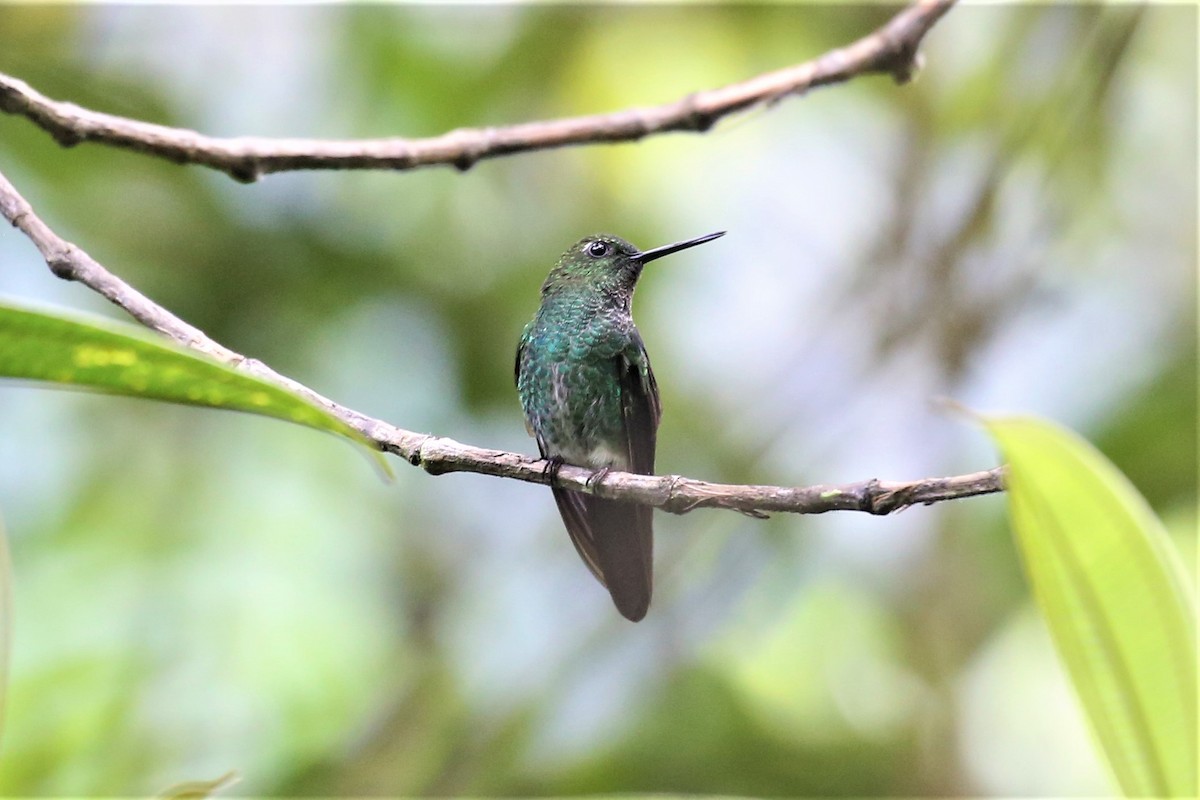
<box><xmin>986</xmin><ymin>416</ymin><xmax>1197</xmax><ymax>797</ymax></box>
<box><xmin>0</xmin><ymin>302</ymin><xmax>375</xmax><ymax>451</ymax></box>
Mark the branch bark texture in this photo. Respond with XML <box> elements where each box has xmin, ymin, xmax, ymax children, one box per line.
<box><xmin>0</xmin><ymin>167</ymin><xmax>1003</xmax><ymax>517</ymax></box>
<box><xmin>0</xmin><ymin>0</ymin><xmax>955</xmax><ymax>182</ymax></box>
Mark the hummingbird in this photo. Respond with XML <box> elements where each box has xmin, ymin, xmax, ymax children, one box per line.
<box><xmin>515</xmin><ymin>230</ymin><xmax>725</xmax><ymax>621</ymax></box>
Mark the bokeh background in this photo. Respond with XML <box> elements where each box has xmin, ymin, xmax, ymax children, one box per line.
<box><xmin>0</xmin><ymin>3</ymin><xmax>1195</xmax><ymax>796</ymax></box>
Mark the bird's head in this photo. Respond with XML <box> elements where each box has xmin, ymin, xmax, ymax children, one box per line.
<box><xmin>542</xmin><ymin>231</ymin><xmax>725</xmax><ymax>297</ymax></box>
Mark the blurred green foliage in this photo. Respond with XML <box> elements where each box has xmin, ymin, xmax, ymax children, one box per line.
<box><xmin>0</xmin><ymin>3</ymin><xmax>1195</xmax><ymax>797</ymax></box>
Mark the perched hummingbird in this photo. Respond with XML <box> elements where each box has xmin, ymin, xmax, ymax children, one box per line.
<box><xmin>515</xmin><ymin>231</ymin><xmax>725</xmax><ymax>621</ymax></box>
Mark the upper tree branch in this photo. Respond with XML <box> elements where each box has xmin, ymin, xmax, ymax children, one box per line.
<box><xmin>0</xmin><ymin>167</ymin><xmax>1003</xmax><ymax>517</ymax></box>
<box><xmin>0</xmin><ymin>0</ymin><xmax>955</xmax><ymax>183</ymax></box>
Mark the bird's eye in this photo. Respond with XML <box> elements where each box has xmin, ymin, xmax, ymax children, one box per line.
<box><xmin>586</xmin><ymin>241</ymin><xmax>610</xmax><ymax>258</ymax></box>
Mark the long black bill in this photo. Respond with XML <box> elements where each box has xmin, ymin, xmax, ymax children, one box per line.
<box><xmin>637</xmin><ymin>230</ymin><xmax>726</xmax><ymax>264</ymax></box>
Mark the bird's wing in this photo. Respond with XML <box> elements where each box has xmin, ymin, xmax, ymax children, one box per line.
<box><xmin>618</xmin><ymin>333</ymin><xmax>661</xmax><ymax>476</ymax></box>
<box><xmin>557</xmin><ymin>336</ymin><xmax>658</xmax><ymax>621</ymax></box>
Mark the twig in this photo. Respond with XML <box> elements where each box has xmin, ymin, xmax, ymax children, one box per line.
<box><xmin>0</xmin><ymin>0</ymin><xmax>956</xmax><ymax>183</ymax></box>
<box><xmin>0</xmin><ymin>167</ymin><xmax>1004</xmax><ymax>516</ymax></box>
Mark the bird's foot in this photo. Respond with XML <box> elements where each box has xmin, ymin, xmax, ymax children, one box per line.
<box><xmin>543</xmin><ymin>455</ymin><xmax>565</xmax><ymax>486</ymax></box>
<box><xmin>585</xmin><ymin>466</ymin><xmax>611</xmax><ymax>491</ymax></box>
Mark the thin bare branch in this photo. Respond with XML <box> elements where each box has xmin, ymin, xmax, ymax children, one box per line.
<box><xmin>0</xmin><ymin>0</ymin><xmax>956</xmax><ymax>183</ymax></box>
<box><xmin>0</xmin><ymin>167</ymin><xmax>1003</xmax><ymax>516</ymax></box>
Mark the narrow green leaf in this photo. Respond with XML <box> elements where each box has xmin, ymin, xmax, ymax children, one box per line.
<box><xmin>0</xmin><ymin>302</ymin><xmax>373</xmax><ymax>450</ymax></box>
<box><xmin>986</xmin><ymin>416</ymin><xmax>1197</xmax><ymax>797</ymax></box>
